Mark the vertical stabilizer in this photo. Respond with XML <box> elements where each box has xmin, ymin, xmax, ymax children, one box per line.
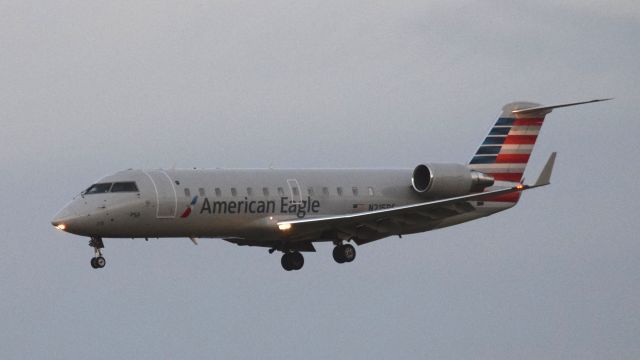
<box><xmin>469</xmin><ymin>102</ymin><xmax>548</xmax><ymax>183</ymax></box>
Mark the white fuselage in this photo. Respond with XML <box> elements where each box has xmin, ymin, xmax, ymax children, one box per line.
<box><xmin>52</xmin><ymin>168</ymin><xmax>514</xmax><ymax>246</ymax></box>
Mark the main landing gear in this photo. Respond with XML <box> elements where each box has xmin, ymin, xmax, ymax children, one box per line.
<box><xmin>89</xmin><ymin>237</ymin><xmax>106</xmax><ymax>269</ymax></box>
<box><xmin>333</xmin><ymin>243</ymin><xmax>356</xmax><ymax>264</ymax></box>
<box><xmin>281</xmin><ymin>251</ymin><xmax>304</xmax><ymax>271</ymax></box>
<box><xmin>272</xmin><ymin>241</ymin><xmax>357</xmax><ymax>271</ymax></box>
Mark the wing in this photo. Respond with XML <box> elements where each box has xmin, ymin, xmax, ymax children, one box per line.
<box><xmin>278</xmin><ymin>152</ymin><xmax>556</xmax><ymax>242</ymax></box>
<box><xmin>218</xmin><ymin>153</ymin><xmax>556</xmax><ymax>249</ymax></box>
<box><xmin>277</xmin><ymin>152</ymin><xmax>556</xmax><ymax>245</ymax></box>
<box><xmin>276</xmin><ymin>184</ymin><xmax>529</xmax><ymax>244</ymax></box>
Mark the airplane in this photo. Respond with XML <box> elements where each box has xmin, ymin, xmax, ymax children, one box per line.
<box><xmin>51</xmin><ymin>99</ymin><xmax>609</xmax><ymax>271</ymax></box>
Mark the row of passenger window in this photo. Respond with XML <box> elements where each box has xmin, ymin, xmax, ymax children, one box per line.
<box><xmin>82</xmin><ymin>181</ymin><xmax>376</xmax><ymax>198</ymax></box>
<box><xmin>183</xmin><ymin>186</ymin><xmax>376</xmax><ymax>198</ymax></box>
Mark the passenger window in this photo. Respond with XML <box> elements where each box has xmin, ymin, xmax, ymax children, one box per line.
<box><xmin>322</xmin><ymin>187</ymin><xmax>329</xmax><ymax>196</ymax></box>
<box><xmin>263</xmin><ymin>187</ymin><xmax>269</xmax><ymax>196</ymax></box>
<box><xmin>308</xmin><ymin>187</ymin><xmax>315</xmax><ymax>196</ymax></box>
<box><xmin>247</xmin><ymin>187</ymin><xmax>253</xmax><ymax>196</ymax></box>
<box><xmin>277</xmin><ymin>187</ymin><xmax>285</xmax><ymax>196</ymax></box>
<box><xmin>352</xmin><ymin>187</ymin><xmax>359</xmax><ymax>196</ymax></box>
<box><xmin>110</xmin><ymin>182</ymin><xmax>139</xmax><ymax>193</ymax></box>
<box><xmin>84</xmin><ymin>183</ymin><xmax>112</xmax><ymax>195</ymax></box>
<box><xmin>368</xmin><ymin>187</ymin><xmax>375</xmax><ymax>196</ymax></box>
<box><xmin>198</xmin><ymin>188</ymin><xmax>205</xmax><ymax>197</ymax></box>
<box><xmin>231</xmin><ymin>188</ymin><xmax>237</xmax><ymax>197</ymax></box>
<box><xmin>337</xmin><ymin>187</ymin><xmax>343</xmax><ymax>196</ymax></box>
<box><xmin>292</xmin><ymin>187</ymin><xmax>299</xmax><ymax>196</ymax></box>
<box><xmin>215</xmin><ymin>188</ymin><xmax>222</xmax><ymax>197</ymax></box>
<box><xmin>184</xmin><ymin>188</ymin><xmax>191</xmax><ymax>197</ymax></box>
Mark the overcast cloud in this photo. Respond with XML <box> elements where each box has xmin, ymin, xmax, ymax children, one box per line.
<box><xmin>1</xmin><ymin>1</ymin><xmax>639</xmax><ymax>359</ymax></box>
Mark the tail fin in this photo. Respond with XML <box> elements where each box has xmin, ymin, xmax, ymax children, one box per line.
<box><xmin>469</xmin><ymin>102</ymin><xmax>545</xmax><ymax>182</ymax></box>
<box><xmin>468</xmin><ymin>99</ymin><xmax>610</xmax><ymax>183</ymax></box>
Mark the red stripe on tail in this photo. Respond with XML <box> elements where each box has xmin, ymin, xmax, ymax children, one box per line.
<box><xmin>496</xmin><ymin>154</ymin><xmax>530</xmax><ymax>163</ymax></box>
<box><xmin>504</xmin><ymin>135</ymin><xmax>538</xmax><ymax>144</ymax></box>
<box><xmin>513</xmin><ymin>118</ymin><xmax>544</xmax><ymax>126</ymax></box>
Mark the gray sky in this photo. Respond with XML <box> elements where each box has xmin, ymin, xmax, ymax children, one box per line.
<box><xmin>1</xmin><ymin>1</ymin><xmax>639</xmax><ymax>359</ymax></box>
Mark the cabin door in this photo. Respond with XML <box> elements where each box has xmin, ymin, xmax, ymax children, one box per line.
<box><xmin>286</xmin><ymin>179</ymin><xmax>302</xmax><ymax>205</ymax></box>
<box><xmin>144</xmin><ymin>170</ymin><xmax>178</xmax><ymax>218</ymax></box>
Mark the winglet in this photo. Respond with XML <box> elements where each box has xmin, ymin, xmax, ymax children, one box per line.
<box><xmin>533</xmin><ymin>152</ymin><xmax>557</xmax><ymax>187</ymax></box>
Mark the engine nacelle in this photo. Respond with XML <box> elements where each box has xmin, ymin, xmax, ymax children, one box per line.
<box><xmin>411</xmin><ymin>163</ymin><xmax>494</xmax><ymax>198</ymax></box>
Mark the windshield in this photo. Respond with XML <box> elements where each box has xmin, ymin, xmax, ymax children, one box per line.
<box><xmin>111</xmin><ymin>182</ymin><xmax>139</xmax><ymax>192</ymax></box>
<box><xmin>83</xmin><ymin>182</ymin><xmax>139</xmax><ymax>195</ymax></box>
<box><xmin>84</xmin><ymin>183</ymin><xmax>112</xmax><ymax>195</ymax></box>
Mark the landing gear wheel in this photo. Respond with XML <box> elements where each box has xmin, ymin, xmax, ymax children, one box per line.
<box><xmin>90</xmin><ymin>256</ymin><xmax>106</xmax><ymax>269</ymax></box>
<box><xmin>281</xmin><ymin>251</ymin><xmax>304</xmax><ymax>271</ymax></box>
<box><xmin>333</xmin><ymin>246</ymin><xmax>346</xmax><ymax>263</ymax></box>
<box><xmin>290</xmin><ymin>252</ymin><xmax>304</xmax><ymax>270</ymax></box>
<box><xmin>333</xmin><ymin>244</ymin><xmax>356</xmax><ymax>264</ymax></box>
<box><xmin>342</xmin><ymin>244</ymin><xmax>356</xmax><ymax>262</ymax></box>
<box><xmin>281</xmin><ymin>254</ymin><xmax>293</xmax><ymax>271</ymax></box>
<box><xmin>95</xmin><ymin>256</ymin><xmax>106</xmax><ymax>268</ymax></box>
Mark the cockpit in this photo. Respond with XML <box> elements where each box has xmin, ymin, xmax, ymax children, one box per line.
<box><xmin>83</xmin><ymin>181</ymin><xmax>139</xmax><ymax>195</ymax></box>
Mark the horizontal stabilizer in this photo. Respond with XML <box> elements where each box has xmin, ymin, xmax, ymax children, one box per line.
<box><xmin>512</xmin><ymin>98</ymin><xmax>612</xmax><ymax>116</ymax></box>
<box><xmin>533</xmin><ymin>152</ymin><xmax>557</xmax><ymax>187</ymax></box>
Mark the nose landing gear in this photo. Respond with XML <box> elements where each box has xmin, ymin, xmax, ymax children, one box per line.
<box><xmin>89</xmin><ymin>237</ymin><xmax>106</xmax><ymax>269</ymax></box>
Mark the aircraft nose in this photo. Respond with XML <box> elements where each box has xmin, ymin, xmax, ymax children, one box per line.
<box><xmin>51</xmin><ymin>204</ymin><xmax>78</xmax><ymax>231</ymax></box>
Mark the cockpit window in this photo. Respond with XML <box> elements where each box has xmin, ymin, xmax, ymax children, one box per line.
<box><xmin>111</xmin><ymin>182</ymin><xmax>139</xmax><ymax>192</ymax></box>
<box><xmin>84</xmin><ymin>183</ymin><xmax>112</xmax><ymax>195</ymax></box>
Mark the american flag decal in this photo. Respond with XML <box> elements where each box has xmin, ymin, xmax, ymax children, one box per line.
<box><xmin>352</xmin><ymin>204</ymin><xmax>368</xmax><ymax>212</ymax></box>
<box><xmin>469</xmin><ymin>102</ymin><xmax>547</xmax><ymax>184</ymax></box>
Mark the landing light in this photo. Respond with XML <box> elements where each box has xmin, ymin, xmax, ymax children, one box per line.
<box><xmin>55</xmin><ymin>224</ymin><xmax>67</xmax><ymax>231</ymax></box>
<box><xmin>516</xmin><ymin>184</ymin><xmax>525</xmax><ymax>190</ymax></box>
<box><xmin>278</xmin><ymin>223</ymin><xmax>292</xmax><ymax>231</ymax></box>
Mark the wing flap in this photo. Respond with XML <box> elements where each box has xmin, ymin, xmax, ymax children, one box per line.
<box><xmin>223</xmin><ymin>237</ymin><xmax>317</xmax><ymax>252</ymax></box>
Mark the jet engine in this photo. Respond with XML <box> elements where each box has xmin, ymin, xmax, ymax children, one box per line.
<box><xmin>411</xmin><ymin>163</ymin><xmax>494</xmax><ymax>198</ymax></box>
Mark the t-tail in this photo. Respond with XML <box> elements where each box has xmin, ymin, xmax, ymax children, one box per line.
<box><xmin>469</xmin><ymin>99</ymin><xmax>611</xmax><ymax>183</ymax></box>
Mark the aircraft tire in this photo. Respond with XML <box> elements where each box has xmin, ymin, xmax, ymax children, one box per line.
<box><xmin>332</xmin><ymin>246</ymin><xmax>346</xmax><ymax>264</ymax></box>
<box><xmin>90</xmin><ymin>257</ymin><xmax>99</xmax><ymax>269</ymax></box>
<box><xmin>333</xmin><ymin>244</ymin><xmax>356</xmax><ymax>263</ymax></box>
<box><xmin>281</xmin><ymin>252</ymin><xmax>304</xmax><ymax>271</ymax></box>
<box><xmin>290</xmin><ymin>251</ymin><xmax>304</xmax><ymax>270</ymax></box>
<box><xmin>342</xmin><ymin>244</ymin><xmax>356</xmax><ymax>263</ymax></box>
<box><xmin>281</xmin><ymin>253</ymin><xmax>293</xmax><ymax>271</ymax></box>
<box><xmin>95</xmin><ymin>256</ymin><xmax>106</xmax><ymax>268</ymax></box>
